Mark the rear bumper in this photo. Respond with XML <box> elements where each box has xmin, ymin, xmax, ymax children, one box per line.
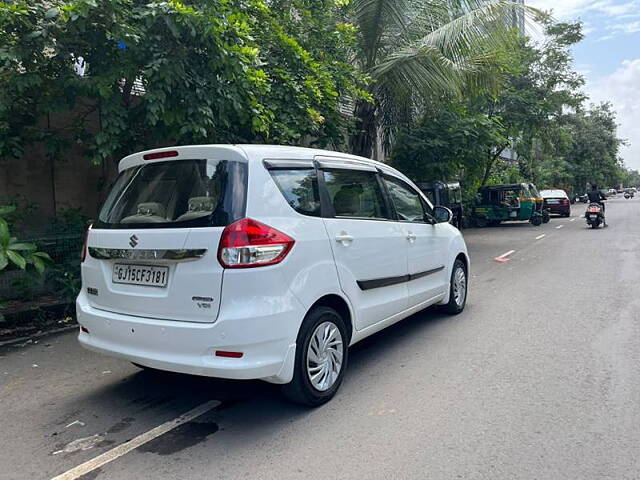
<box><xmin>75</xmin><ymin>291</ymin><xmax>301</xmax><ymax>384</ymax></box>
<box><xmin>545</xmin><ymin>204</ymin><xmax>570</xmax><ymax>215</ymax></box>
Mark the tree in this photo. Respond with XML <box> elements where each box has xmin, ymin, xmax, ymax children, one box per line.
<box><xmin>563</xmin><ymin>103</ymin><xmax>625</xmax><ymax>190</ymax></box>
<box><xmin>348</xmin><ymin>0</ymin><xmax>537</xmax><ymax>158</ymax></box>
<box><xmin>390</xmin><ymin>102</ymin><xmax>507</xmax><ymax>185</ymax></box>
<box><xmin>0</xmin><ymin>0</ymin><xmax>365</xmax><ymax>165</ymax></box>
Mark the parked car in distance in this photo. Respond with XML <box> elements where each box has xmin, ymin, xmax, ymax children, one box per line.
<box><xmin>540</xmin><ymin>189</ymin><xmax>571</xmax><ymax>217</ymax></box>
<box><xmin>608</xmin><ymin>188</ymin><xmax>617</xmax><ymax>196</ymax></box>
<box><xmin>76</xmin><ymin>145</ymin><xmax>470</xmax><ymax>406</ymax></box>
<box><xmin>416</xmin><ymin>181</ymin><xmax>464</xmax><ymax>229</ymax></box>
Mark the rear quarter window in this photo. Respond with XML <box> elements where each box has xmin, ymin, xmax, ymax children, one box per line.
<box><xmin>269</xmin><ymin>169</ymin><xmax>321</xmax><ymax>217</ymax></box>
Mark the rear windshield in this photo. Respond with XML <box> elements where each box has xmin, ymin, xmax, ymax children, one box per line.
<box><xmin>540</xmin><ymin>190</ymin><xmax>567</xmax><ymax>198</ymax></box>
<box><xmin>96</xmin><ymin>159</ymin><xmax>247</xmax><ymax>229</ymax></box>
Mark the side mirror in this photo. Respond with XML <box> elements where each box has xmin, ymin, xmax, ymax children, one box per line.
<box><xmin>433</xmin><ymin>206</ymin><xmax>453</xmax><ymax>224</ymax></box>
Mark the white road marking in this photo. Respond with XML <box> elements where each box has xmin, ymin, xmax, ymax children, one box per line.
<box><xmin>570</xmin><ymin>218</ymin><xmax>576</xmax><ymax>222</ymax></box>
<box><xmin>50</xmin><ymin>400</ymin><xmax>221</xmax><ymax>480</ymax></box>
<box><xmin>494</xmin><ymin>250</ymin><xmax>515</xmax><ymax>262</ymax></box>
<box><xmin>535</xmin><ymin>234</ymin><xmax>546</xmax><ymax>240</ymax></box>
<box><xmin>556</xmin><ymin>225</ymin><xmax>564</xmax><ymax>229</ymax></box>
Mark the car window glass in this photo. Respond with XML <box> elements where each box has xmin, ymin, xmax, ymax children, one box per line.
<box><xmin>269</xmin><ymin>169</ymin><xmax>321</xmax><ymax>217</ymax></box>
<box><xmin>322</xmin><ymin>170</ymin><xmax>389</xmax><ymax>220</ymax></box>
<box><xmin>383</xmin><ymin>176</ymin><xmax>427</xmax><ymax>222</ymax></box>
<box><xmin>98</xmin><ymin>159</ymin><xmax>246</xmax><ymax>228</ymax></box>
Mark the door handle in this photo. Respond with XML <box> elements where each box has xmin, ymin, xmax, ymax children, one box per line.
<box><xmin>406</xmin><ymin>232</ymin><xmax>417</xmax><ymax>242</ymax></box>
<box><xmin>335</xmin><ymin>233</ymin><xmax>354</xmax><ymax>245</ymax></box>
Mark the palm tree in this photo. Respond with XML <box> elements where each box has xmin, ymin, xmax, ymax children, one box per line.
<box><xmin>349</xmin><ymin>0</ymin><xmax>538</xmax><ymax>159</ymax></box>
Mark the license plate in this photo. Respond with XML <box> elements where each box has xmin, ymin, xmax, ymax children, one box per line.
<box><xmin>547</xmin><ymin>199</ymin><xmax>559</xmax><ymax>204</ymax></box>
<box><xmin>589</xmin><ymin>215</ymin><xmax>598</xmax><ymax>220</ymax></box>
<box><xmin>112</xmin><ymin>264</ymin><xmax>169</xmax><ymax>287</ymax></box>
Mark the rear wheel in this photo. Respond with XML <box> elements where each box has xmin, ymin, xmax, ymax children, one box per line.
<box><xmin>531</xmin><ymin>215</ymin><xmax>543</xmax><ymax>226</ymax></box>
<box><xmin>542</xmin><ymin>211</ymin><xmax>551</xmax><ymax>223</ymax></box>
<box><xmin>440</xmin><ymin>259</ymin><xmax>468</xmax><ymax>315</ymax></box>
<box><xmin>283</xmin><ymin>306</ymin><xmax>348</xmax><ymax>407</ymax></box>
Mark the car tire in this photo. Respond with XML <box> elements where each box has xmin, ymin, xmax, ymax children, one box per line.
<box><xmin>440</xmin><ymin>259</ymin><xmax>468</xmax><ymax>315</ymax></box>
<box><xmin>282</xmin><ymin>306</ymin><xmax>348</xmax><ymax>407</ymax></box>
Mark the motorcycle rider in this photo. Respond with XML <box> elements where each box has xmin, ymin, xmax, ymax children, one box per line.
<box><xmin>587</xmin><ymin>184</ymin><xmax>607</xmax><ymax>226</ymax></box>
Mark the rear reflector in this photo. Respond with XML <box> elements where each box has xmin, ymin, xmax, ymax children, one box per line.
<box><xmin>215</xmin><ymin>351</ymin><xmax>244</xmax><ymax>358</ymax></box>
<box><xmin>143</xmin><ymin>150</ymin><xmax>179</xmax><ymax>161</ymax></box>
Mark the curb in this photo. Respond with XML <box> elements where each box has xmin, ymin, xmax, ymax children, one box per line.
<box><xmin>0</xmin><ymin>324</ymin><xmax>78</xmax><ymax>348</ymax></box>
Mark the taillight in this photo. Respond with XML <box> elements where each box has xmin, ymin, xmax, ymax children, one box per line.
<box><xmin>143</xmin><ymin>150</ymin><xmax>178</xmax><ymax>160</ymax></box>
<box><xmin>81</xmin><ymin>224</ymin><xmax>92</xmax><ymax>262</ymax></box>
<box><xmin>218</xmin><ymin>218</ymin><xmax>295</xmax><ymax>269</ymax></box>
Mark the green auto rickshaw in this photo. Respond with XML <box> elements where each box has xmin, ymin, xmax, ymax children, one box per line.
<box><xmin>472</xmin><ymin>183</ymin><xmax>550</xmax><ymax>227</ymax></box>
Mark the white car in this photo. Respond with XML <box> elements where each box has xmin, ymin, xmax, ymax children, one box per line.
<box><xmin>76</xmin><ymin>145</ymin><xmax>469</xmax><ymax>405</ymax></box>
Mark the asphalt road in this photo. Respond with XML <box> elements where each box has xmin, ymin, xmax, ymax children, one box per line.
<box><xmin>1</xmin><ymin>197</ymin><xmax>639</xmax><ymax>480</ymax></box>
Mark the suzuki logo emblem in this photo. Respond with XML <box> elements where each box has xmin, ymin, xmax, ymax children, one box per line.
<box><xmin>129</xmin><ymin>235</ymin><xmax>139</xmax><ymax>248</ymax></box>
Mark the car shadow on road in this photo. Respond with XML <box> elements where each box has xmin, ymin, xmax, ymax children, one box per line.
<box><xmin>59</xmin><ymin>304</ymin><xmax>457</xmax><ymax>452</ymax></box>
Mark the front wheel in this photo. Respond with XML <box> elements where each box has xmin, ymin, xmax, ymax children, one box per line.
<box><xmin>282</xmin><ymin>306</ymin><xmax>348</xmax><ymax>407</ymax></box>
<box><xmin>440</xmin><ymin>259</ymin><xmax>468</xmax><ymax>315</ymax></box>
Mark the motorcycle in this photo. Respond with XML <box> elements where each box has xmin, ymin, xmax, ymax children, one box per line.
<box><xmin>585</xmin><ymin>202</ymin><xmax>605</xmax><ymax>229</ymax></box>
<box><xmin>624</xmin><ymin>192</ymin><xmax>631</xmax><ymax>199</ymax></box>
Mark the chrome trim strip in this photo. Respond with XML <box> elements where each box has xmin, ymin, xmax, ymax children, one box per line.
<box><xmin>88</xmin><ymin>247</ymin><xmax>207</xmax><ymax>261</ymax></box>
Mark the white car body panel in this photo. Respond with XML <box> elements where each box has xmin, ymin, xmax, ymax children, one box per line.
<box><xmin>77</xmin><ymin>144</ymin><xmax>469</xmax><ymax>385</ymax></box>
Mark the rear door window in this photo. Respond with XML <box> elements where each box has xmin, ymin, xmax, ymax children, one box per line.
<box><xmin>269</xmin><ymin>169</ymin><xmax>321</xmax><ymax>217</ymax></box>
<box><xmin>322</xmin><ymin>170</ymin><xmax>390</xmax><ymax>220</ymax></box>
<box><xmin>97</xmin><ymin>159</ymin><xmax>247</xmax><ymax>228</ymax></box>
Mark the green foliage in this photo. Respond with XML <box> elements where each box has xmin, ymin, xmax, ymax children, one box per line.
<box><xmin>349</xmin><ymin>0</ymin><xmax>540</xmax><ymax>157</ymax></box>
<box><xmin>0</xmin><ymin>206</ymin><xmax>52</xmax><ymax>274</ymax></box>
<box><xmin>0</xmin><ymin>0</ymin><xmax>366</xmax><ymax>163</ymax></box>
<box><xmin>391</xmin><ymin>103</ymin><xmax>507</xmax><ymax>182</ymax></box>
<box><xmin>0</xmin><ymin>205</ymin><xmax>52</xmax><ymax>320</ymax></box>
<box><xmin>393</xmin><ymin>17</ymin><xmax>625</xmax><ymax>203</ymax></box>
<box><xmin>621</xmin><ymin>168</ymin><xmax>640</xmax><ymax>188</ymax></box>
<box><xmin>45</xmin><ymin>207</ymin><xmax>89</xmax><ymax>237</ymax></box>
